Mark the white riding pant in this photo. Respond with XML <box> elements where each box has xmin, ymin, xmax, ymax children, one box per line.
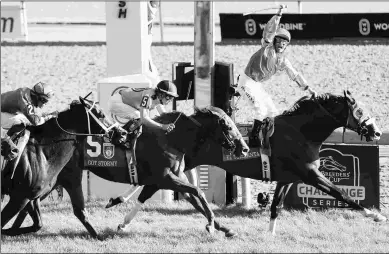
<box><xmin>107</xmin><ymin>93</ymin><xmax>140</xmax><ymax>126</ymax></box>
<box><xmin>1</xmin><ymin>112</ymin><xmax>31</xmax><ymax>130</ymax></box>
<box><xmin>237</xmin><ymin>73</ymin><xmax>279</xmax><ymax>121</ymax></box>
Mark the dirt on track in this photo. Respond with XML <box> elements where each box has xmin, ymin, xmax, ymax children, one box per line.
<box><xmin>1</xmin><ymin>41</ymin><xmax>388</xmax><ymax>207</ymax></box>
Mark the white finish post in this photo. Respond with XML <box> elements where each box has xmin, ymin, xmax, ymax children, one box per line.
<box><xmin>194</xmin><ymin>1</ymin><xmax>214</xmax><ymax>108</ymax></box>
<box><xmin>105</xmin><ymin>1</ymin><xmax>149</xmax><ymax>77</ymax></box>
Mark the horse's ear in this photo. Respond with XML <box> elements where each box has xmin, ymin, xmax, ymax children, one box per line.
<box><xmin>79</xmin><ymin>96</ymin><xmax>86</xmax><ymax>107</ymax></box>
<box><xmin>344</xmin><ymin>90</ymin><xmax>355</xmax><ymax>105</ymax></box>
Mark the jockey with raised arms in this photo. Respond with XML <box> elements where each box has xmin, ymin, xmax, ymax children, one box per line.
<box><xmin>237</xmin><ymin>4</ymin><xmax>317</xmax><ymax>147</ymax></box>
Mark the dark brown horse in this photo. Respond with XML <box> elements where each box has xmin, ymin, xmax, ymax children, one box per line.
<box><xmin>8</xmin><ymin>106</ymin><xmax>249</xmax><ymax>238</ymax></box>
<box><xmin>1</xmin><ymin>96</ymin><xmax>107</xmax><ymax>237</ymax></box>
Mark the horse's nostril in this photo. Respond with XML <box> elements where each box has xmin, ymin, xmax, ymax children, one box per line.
<box><xmin>243</xmin><ymin>148</ymin><xmax>249</xmax><ymax>153</ymax></box>
<box><xmin>375</xmin><ymin>132</ymin><xmax>381</xmax><ymax>137</ymax></box>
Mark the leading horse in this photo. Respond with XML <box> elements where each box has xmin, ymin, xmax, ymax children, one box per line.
<box><xmin>7</xmin><ymin>106</ymin><xmax>249</xmax><ymax>239</ymax></box>
<box><xmin>1</xmin><ymin>96</ymin><xmax>107</xmax><ymax>237</ymax></box>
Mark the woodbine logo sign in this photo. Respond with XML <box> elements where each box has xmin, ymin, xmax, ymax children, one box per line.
<box><xmin>1</xmin><ymin>3</ymin><xmax>27</xmax><ymax>41</ymax></box>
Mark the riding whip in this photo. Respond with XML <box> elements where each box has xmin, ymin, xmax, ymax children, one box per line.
<box><xmin>172</xmin><ymin>81</ymin><xmax>192</xmax><ymax>125</ymax></box>
<box><xmin>243</xmin><ymin>4</ymin><xmax>287</xmax><ymax>16</ymax></box>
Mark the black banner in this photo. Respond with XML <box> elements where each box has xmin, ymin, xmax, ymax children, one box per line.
<box><xmin>283</xmin><ymin>144</ymin><xmax>380</xmax><ymax>210</ymax></box>
<box><xmin>219</xmin><ymin>13</ymin><xmax>389</xmax><ymax>41</ymax></box>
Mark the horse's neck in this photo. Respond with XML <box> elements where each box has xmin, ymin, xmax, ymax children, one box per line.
<box><xmin>281</xmin><ymin>112</ymin><xmax>340</xmax><ymax>144</ymax></box>
<box><xmin>185</xmin><ymin>139</ymin><xmax>220</xmax><ymax>168</ymax></box>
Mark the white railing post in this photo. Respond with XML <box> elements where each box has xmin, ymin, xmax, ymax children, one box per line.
<box><xmin>298</xmin><ymin>1</ymin><xmax>303</xmax><ymax>14</ymax></box>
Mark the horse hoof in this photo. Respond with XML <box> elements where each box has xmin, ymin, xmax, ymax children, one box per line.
<box><xmin>374</xmin><ymin>214</ymin><xmax>387</xmax><ymax>222</ymax></box>
<box><xmin>225</xmin><ymin>230</ymin><xmax>237</xmax><ymax>238</ymax></box>
<box><xmin>206</xmin><ymin>224</ymin><xmax>215</xmax><ymax>235</ymax></box>
<box><xmin>106</xmin><ymin>198</ymin><xmax>121</xmax><ymax>209</ymax></box>
<box><xmin>117</xmin><ymin>224</ymin><xmax>125</xmax><ymax>232</ymax></box>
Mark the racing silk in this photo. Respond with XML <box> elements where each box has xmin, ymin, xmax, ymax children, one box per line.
<box><xmin>1</xmin><ymin>87</ymin><xmax>44</xmax><ymax>126</ymax></box>
<box><xmin>120</xmin><ymin>88</ymin><xmax>164</xmax><ymax>111</ymax></box>
<box><xmin>244</xmin><ymin>15</ymin><xmax>308</xmax><ymax>89</ymax></box>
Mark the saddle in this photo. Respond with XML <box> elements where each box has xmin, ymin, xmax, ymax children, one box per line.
<box><xmin>110</xmin><ymin>119</ymin><xmax>142</xmax><ymax>185</ymax></box>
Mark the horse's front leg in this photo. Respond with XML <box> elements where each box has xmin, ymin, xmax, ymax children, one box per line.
<box><xmin>269</xmin><ymin>182</ymin><xmax>293</xmax><ymax>235</ymax></box>
<box><xmin>118</xmin><ymin>184</ymin><xmax>159</xmax><ymax>232</ymax></box>
<box><xmin>177</xmin><ymin>171</ymin><xmax>236</xmax><ymax>237</ymax></box>
<box><xmin>159</xmin><ymin>172</ymin><xmax>216</xmax><ymax>235</ymax></box>
<box><xmin>304</xmin><ymin>162</ymin><xmax>387</xmax><ymax>222</ymax></box>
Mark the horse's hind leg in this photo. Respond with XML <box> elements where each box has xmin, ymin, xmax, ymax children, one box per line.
<box><xmin>11</xmin><ymin>201</ymin><xmax>32</xmax><ymax>229</ymax></box>
<box><xmin>118</xmin><ymin>184</ymin><xmax>159</xmax><ymax>231</ymax></box>
<box><xmin>268</xmin><ymin>182</ymin><xmax>293</xmax><ymax>235</ymax></box>
<box><xmin>1</xmin><ymin>195</ymin><xmax>29</xmax><ymax>234</ymax></box>
<box><xmin>305</xmin><ymin>166</ymin><xmax>387</xmax><ymax>222</ymax></box>
<box><xmin>159</xmin><ymin>172</ymin><xmax>216</xmax><ymax>235</ymax></box>
<box><xmin>4</xmin><ymin>198</ymin><xmax>43</xmax><ymax>236</ymax></box>
<box><xmin>62</xmin><ymin>181</ymin><xmax>99</xmax><ymax>239</ymax></box>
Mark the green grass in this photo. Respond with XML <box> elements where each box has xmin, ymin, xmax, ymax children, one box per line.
<box><xmin>1</xmin><ymin>42</ymin><xmax>389</xmax><ymax>252</ymax></box>
<box><xmin>1</xmin><ymin>200</ymin><xmax>389</xmax><ymax>253</ymax></box>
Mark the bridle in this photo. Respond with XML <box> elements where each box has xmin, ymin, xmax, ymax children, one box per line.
<box><xmin>186</xmin><ymin>110</ymin><xmax>237</xmax><ymax>153</ymax></box>
<box><xmin>312</xmin><ymin>94</ymin><xmax>370</xmax><ymax>140</ymax></box>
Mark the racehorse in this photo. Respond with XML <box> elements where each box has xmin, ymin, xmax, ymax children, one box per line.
<box><xmin>1</xmin><ymin>96</ymin><xmax>107</xmax><ymax>237</ymax></box>
<box><xmin>101</xmin><ymin>90</ymin><xmax>386</xmax><ymax>236</ymax></box>
<box><xmin>7</xmin><ymin>106</ymin><xmax>249</xmax><ymax>239</ymax></box>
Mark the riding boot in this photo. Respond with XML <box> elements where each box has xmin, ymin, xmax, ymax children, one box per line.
<box><xmin>8</xmin><ymin>130</ymin><xmax>30</xmax><ymax>179</ymax></box>
<box><xmin>249</xmin><ymin>119</ymin><xmax>262</xmax><ymax>147</ymax></box>
<box><xmin>128</xmin><ymin>134</ymin><xmax>140</xmax><ymax>184</ymax></box>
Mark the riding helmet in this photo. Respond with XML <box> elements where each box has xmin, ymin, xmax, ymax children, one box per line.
<box><xmin>156</xmin><ymin>80</ymin><xmax>179</xmax><ymax>98</ymax></box>
<box><xmin>275</xmin><ymin>27</ymin><xmax>291</xmax><ymax>42</ymax></box>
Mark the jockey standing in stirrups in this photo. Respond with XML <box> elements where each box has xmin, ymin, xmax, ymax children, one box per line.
<box><xmin>1</xmin><ymin>82</ymin><xmax>58</xmax><ymax>174</ymax></box>
<box><xmin>105</xmin><ymin>80</ymin><xmax>180</xmax><ymax>208</ymax></box>
<box><xmin>236</xmin><ymin>4</ymin><xmax>317</xmax><ymax>206</ymax></box>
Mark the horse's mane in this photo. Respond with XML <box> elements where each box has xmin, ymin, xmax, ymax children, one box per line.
<box><xmin>281</xmin><ymin>93</ymin><xmax>340</xmax><ymax>116</ymax></box>
<box><xmin>153</xmin><ymin>107</ymin><xmax>216</xmax><ymax>124</ymax></box>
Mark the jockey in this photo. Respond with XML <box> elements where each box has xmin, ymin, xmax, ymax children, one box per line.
<box><xmin>236</xmin><ymin>5</ymin><xmax>317</xmax><ymax>147</ymax></box>
<box><xmin>1</xmin><ymin>82</ymin><xmax>57</xmax><ymax>167</ymax></box>
<box><xmin>108</xmin><ymin>79</ymin><xmax>178</xmax><ymax>134</ymax></box>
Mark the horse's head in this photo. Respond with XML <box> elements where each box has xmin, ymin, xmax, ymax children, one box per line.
<box><xmin>342</xmin><ymin>90</ymin><xmax>382</xmax><ymax>141</ymax></box>
<box><xmin>58</xmin><ymin>94</ymin><xmax>107</xmax><ymax>137</ymax></box>
<box><xmin>311</xmin><ymin>90</ymin><xmax>381</xmax><ymax>142</ymax></box>
<box><xmin>193</xmin><ymin>106</ymin><xmax>249</xmax><ymax>158</ymax></box>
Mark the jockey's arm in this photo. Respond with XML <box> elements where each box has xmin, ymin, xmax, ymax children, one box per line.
<box><xmin>282</xmin><ymin>58</ymin><xmax>315</xmax><ymax>94</ymax></box>
<box><xmin>261</xmin><ymin>8</ymin><xmax>284</xmax><ymax>46</ymax></box>
<box><xmin>140</xmin><ymin>107</ymin><xmax>164</xmax><ymax>131</ymax></box>
<box><xmin>155</xmin><ymin>104</ymin><xmax>167</xmax><ymax>116</ymax></box>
